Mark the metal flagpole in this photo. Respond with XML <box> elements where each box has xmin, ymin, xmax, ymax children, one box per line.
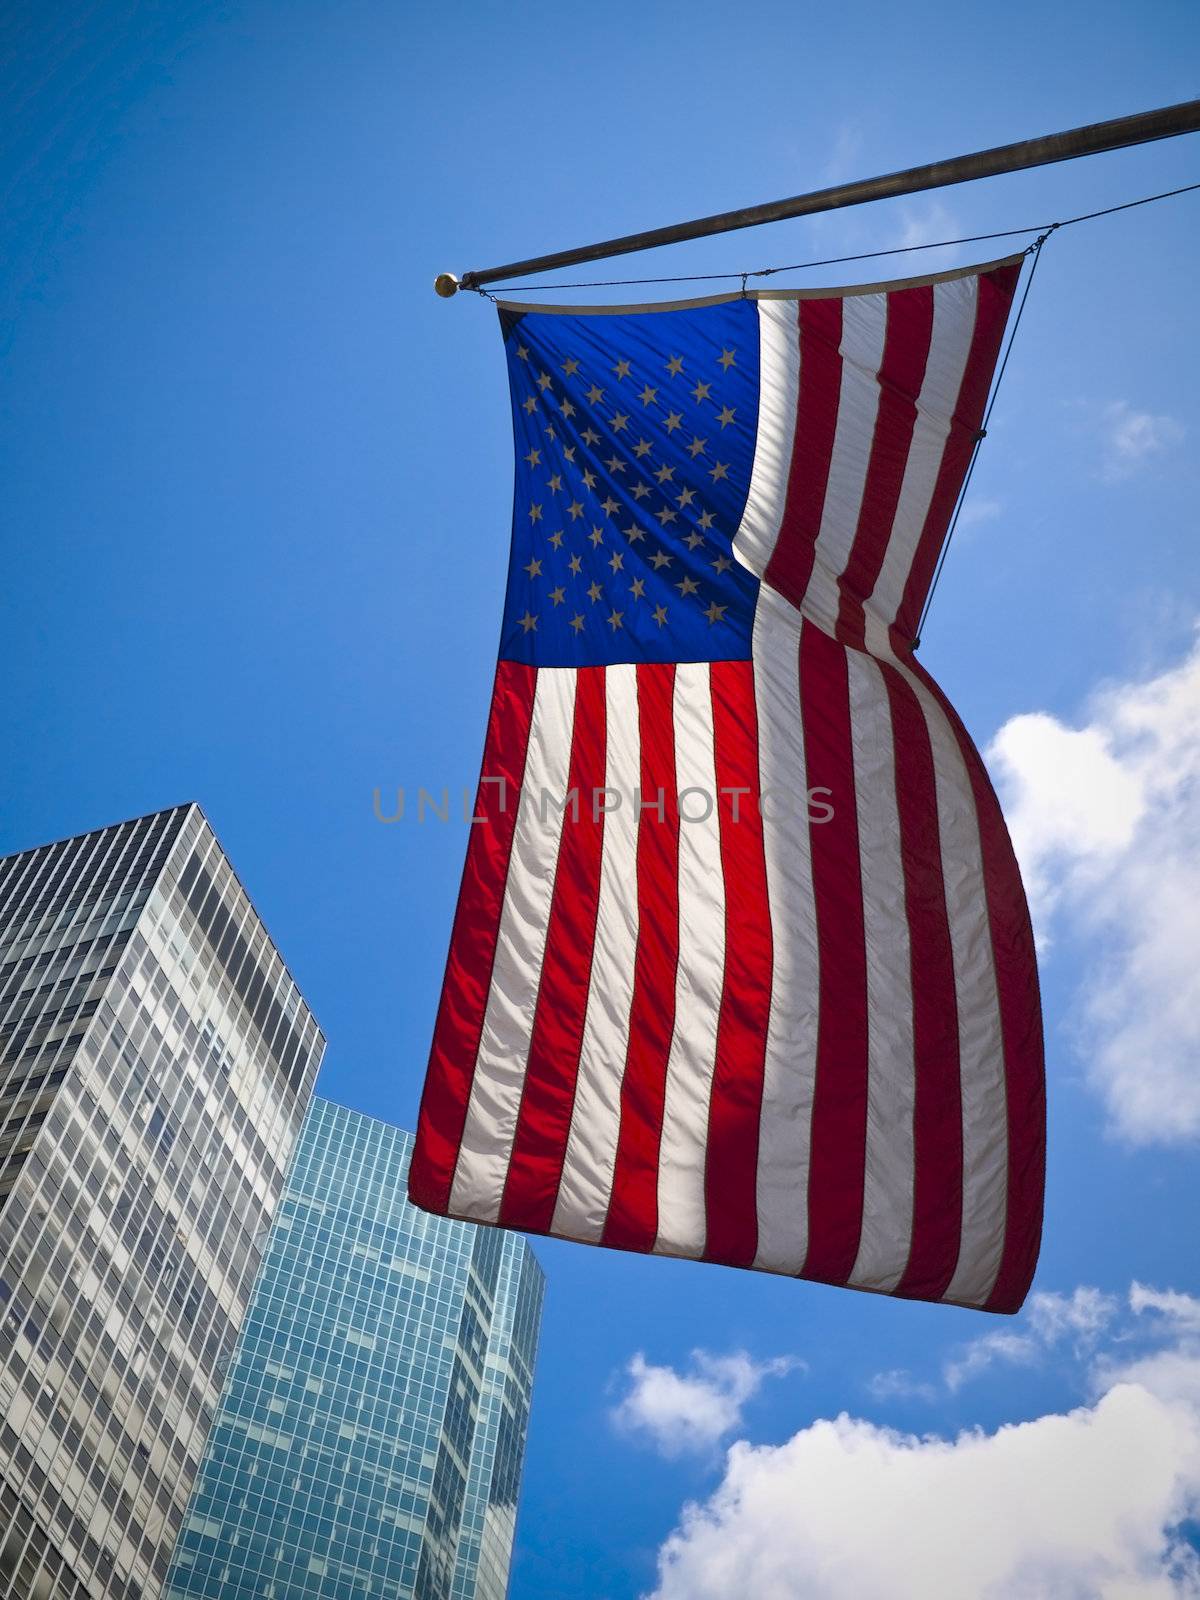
<box><xmin>434</xmin><ymin>98</ymin><xmax>1200</xmax><ymax>297</ymax></box>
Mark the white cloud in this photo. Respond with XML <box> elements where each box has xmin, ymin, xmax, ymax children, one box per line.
<box><xmin>821</xmin><ymin>122</ymin><xmax>865</xmax><ymax>187</ymax></box>
<box><xmin>943</xmin><ymin>1328</ymin><xmax>1040</xmax><ymax>1393</ymax></box>
<box><xmin>866</xmin><ymin>1369</ymin><xmax>936</xmax><ymax>1404</ymax></box>
<box><xmin>1131</xmin><ymin>1284</ymin><xmax>1200</xmax><ymax>1337</ymax></box>
<box><xmin>613</xmin><ymin>1350</ymin><xmax>799</xmax><ymax>1458</ymax></box>
<box><xmin>647</xmin><ymin>1287</ymin><xmax>1200</xmax><ymax>1600</ymax></box>
<box><xmin>1101</xmin><ymin>400</ymin><xmax>1185</xmax><ymax>482</ymax></box>
<box><xmin>1092</xmin><ymin>1288</ymin><xmax>1200</xmax><ymax>1412</ymax></box>
<box><xmin>894</xmin><ymin>198</ymin><xmax>961</xmax><ymax>253</ymax></box>
<box><xmin>1028</xmin><ymin>1286</ymin><xmax>1121</xmax><ymax>1345</ymax></box>
<box><xmin>956</xmin><ymin>496</ymin><xmax>1003</xmax><ymax>532</ymax></box>
<box><xmin>649</xmin><ymin>1382</ymin><xmax>1200</xmax><ymax>1600</ymax></box>
<box><xmin>987</xmin><ymin>631</ymin><xmax>1200</xmax><ymax>1144</ymax></box>
<box><xmin>943</xmin><ymin>1287</ymin><xmax>1119</xmax><ymax>1392</ymax></box>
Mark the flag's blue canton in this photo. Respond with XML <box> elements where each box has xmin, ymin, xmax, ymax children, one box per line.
<box><xmin>498</xmin><ymin>299</ymin><xmax>760</xmax><ymax>667</ymax></box>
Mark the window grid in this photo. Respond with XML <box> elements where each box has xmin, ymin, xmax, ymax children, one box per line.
<box><xmin>165</xmin><ymin>1099</ymin><xmax>544</xmax><ymax>1600</ymax></box>
<box><xmin>0</xmin><ymin>808</ymin><xmax>325</xmax><ymax>1600</ymax></box>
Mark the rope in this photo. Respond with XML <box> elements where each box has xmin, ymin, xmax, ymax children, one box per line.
<box><xmin>475</xmin><ymin>179</ymin><xmax>1200</xmax><ymax>295</ymax></box>
<box><xmin>911</xmin><ymin>228</ymin><xmax>1051</xmax><ymax>648</ymax></box>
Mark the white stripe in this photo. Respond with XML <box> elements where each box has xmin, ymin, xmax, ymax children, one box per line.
<box><xmin>864</xmin><ymin>275</ymin><xmax>980</xmax><ymax>648</ymax></box>
<box><xmin>801</xmin><ymin>293</ymin><xmax>888</xmax><ymax>635</ymax></box>
<box><xmin>449</xmin><ymin>667</ymin><xmax>577</xmax><ymax>1222</ymax></box>
<box><xmin>654</xmin><ymin>663</ymin><xmax>726</xmax><ymax>1259</ymax></box>
<box><xmin>732</xmin><ymin>301</ymin><xmax>800</xmax><ymax>580</ymax></box>
<box><xmin>551</xmin><ymin>665</ymin><xmax>641</xmax><ymax>1241</ymax></box>
<box><xmin>751</xmin><ymin>593</ymin><xmax>820</xmax><ymax>1273</ymax></box>
<box><xmin>844</xmin><ymin>651</ymin><xmax>916</xmax><ymax>1292</ymax></box>
<box><xmin>888</xmin><ymin>650</ymin><xmax>1009</xmax><ymax>1307</ymax></box>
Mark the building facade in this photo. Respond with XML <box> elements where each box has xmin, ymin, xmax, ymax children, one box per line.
<box><xmin>164</xmin><ymin>1098</ymin><xmax>545</xmax><ymax>1600</ymax></box>
<box><xmin>0</xmin><ymin>806</ymin><xmax>325</xmax><ymax>1600</ymax></box>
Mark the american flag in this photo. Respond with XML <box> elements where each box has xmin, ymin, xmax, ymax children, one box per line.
<box><xmin>410</xmin><ymin>255</ymin><xmax>1045</xmax><ymax>1314</ymax></box>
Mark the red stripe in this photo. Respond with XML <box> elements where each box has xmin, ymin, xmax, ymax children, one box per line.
<box><xmin>894</xmin><ymin>261</ymin><xmax>1022</xmax><ymax>641</ymax></box>
<box><xmin>409</xmin><ymin>661</ymin><xmax>537</xmax><ymax>1214</ymax></box>
<box><xmin>499</xmin><ymin>667</ymin><xmax>607</xmax><ymax>1232</ymax></box>
<box><xmin>602</xmin><ymin>663</ymin><xmax>680</xmax><ymax>1254</ymax></box>
<box><xmin>879</xmin><ymin>663</ymin><xmax>964</xmax><ymax>1300</ymax></box>
<box><xmin>908</xmin><ymin>656</ymin><xmax>1045</xmax><ymax>1314</ymax></box>
<box><xmin>764</xmin><ymin>298</ymin><xmax>843</xmax><ymax>610</ymax></box>
<box><xmin>703</xmin><ymin>660</ymin><xmax>773</xmax><ymax>1267</ymax></box>
<box><xmin>798</xmin><ymin>622</ymin><xmax>869</xmax><ymax>1284</ymax></box>
<box><xmin>835</xmin><ymin>285</ymin><xmax>934</xmax><ymax>649</ymax></box>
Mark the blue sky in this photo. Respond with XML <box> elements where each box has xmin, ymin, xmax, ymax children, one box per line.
<box><xmin>3</xmin><ymin>3</ymin><xmax>1199</xmax><ymax>1594</ymax></box>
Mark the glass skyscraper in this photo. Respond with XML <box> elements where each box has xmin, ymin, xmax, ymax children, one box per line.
<box><xmin>164</xmin><ymin>1098</ymin><xmax>545</xmax><ymax>1600</ymax></box>
<box><xmin>0</xmin><ymin>806</ymin><xmax>325</xmax><ymax>1600</ymax></box>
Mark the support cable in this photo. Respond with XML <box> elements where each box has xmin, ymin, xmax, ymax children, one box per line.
<box><xmin>912</xmin><ymin>229</ymin><xmax>1052</xmax><ymax>648</ymax></box>
<box><xmin>442</xmin><ymin>101</ymin><xmax>1200</xmax><ymax>295</ymax></box>
<box><xmin>477</xmin><ymin>179</ymin><xmax>1199</xmax><ymax>295</ymax></box>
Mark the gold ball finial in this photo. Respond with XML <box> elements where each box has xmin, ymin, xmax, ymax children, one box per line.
<box><xmin>434</xmin><ymin>273</ymin><xmax>459</xmax><ymax>299</ymax></box>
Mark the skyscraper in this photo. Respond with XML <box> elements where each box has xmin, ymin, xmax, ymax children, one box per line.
<box><xmin>164</xmin><ymin>1098</ymin><xmax>545</xmax><ymax>1600</ymax></box>
<box><xmin>0</xmin><ymin>806</ymin><xmax>325</xmax><ymax>1600</ymax></box>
